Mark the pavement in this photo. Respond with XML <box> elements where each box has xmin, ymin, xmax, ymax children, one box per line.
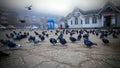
<box><xmin>0</xmin><ymin>29</ymin><xmax>120</xmax><ymax>68</ymax></box>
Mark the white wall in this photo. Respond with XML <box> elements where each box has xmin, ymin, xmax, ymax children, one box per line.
<box><xmin>67</xmin><ymin>15</ymin><xmax>103</xmax><ymax>28</ymax></box>
<box><xmin>83</xmin><ymin>16</ymin><xmax>103</xmax><ymax>28</ymax></box>
<box><xmin>67</xmin><ymin>15</ymin><xmax>85</xmax><ymax>28</ymax></box>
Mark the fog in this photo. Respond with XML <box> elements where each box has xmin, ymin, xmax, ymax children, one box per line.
<box><xmin>0</xmin><ymin>0</ymin><xmax>120</xmax><ymax>16</ymax></box>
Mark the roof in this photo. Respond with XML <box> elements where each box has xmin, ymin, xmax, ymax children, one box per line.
<box><xmin>83</xmin><ymin>9</ymin><xmax>101</xmax><ymax>15</ymax></box>
<box><xmin>6</xmin><ymin>25</ymin><xmax>16</xmax><ymax>28</ymax></box>
<box><xmin>65</xmin><ymin>2</ymin><xmax>120</xmax><ymax>19</ymax></box>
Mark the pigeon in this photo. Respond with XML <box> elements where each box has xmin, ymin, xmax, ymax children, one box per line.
<box><xmin>102</xmin><ymin>38</ymin><xmax>109</xmax><ymax>44</ymax></box>
<box><xmin>0</xmin><ymin>51</ymin><xmax>10</xmax><ymax>57</ymax></box>
<box><xmin>55</xmin><ymin>32</ymin><xmax>58</xmax><ymax>36</ymax></box>
<box><xmin>49</xmin><ymin>38</ymin><xmax>57</xmax><ymax>45</ymax></box>
<box><xmin>59</xmin><ymin>37</ymin><xmax>67</xmax><ymax>45</ymax></box>
<box><xmin>0</xmin><ymin>40</ymin><xmax>22</xmax><ymax>48</ymax></box>
<box><xmin>13</xmin><ymin>31</ymin><xmax>17</xmax><ymax>35</ymax></box>
<box><xmin>112</xmin><ymin>33</ymin><xmax>118</xmax><ymax>38</ymax></box>
<box><xmin>40</xmin><ymin>36</ymin><xmax>45</xmax><ymax>41</ymax></box>
<box><xmin>6</xmin><ymin>34</ymin><xmax>11</xmax><ymax>38</ymax></box>
<box><xmin>42</xmin><ymin>31</ymin><xmax>46</xmax><ymax>36</ymax></box>
<box><xmin>70</xmin><ymin>32</ymin><xmax>75</xmax><ymax>36</ymax></box>
<box><xmin>50</xmin><ymin>30</ymin><xmax>53</xmax><ymax>32</ymax></box>
<box><xmin>83</xmin><ymin>34</ymin><xmax>89</xmax><ymax>39</ymax></box>
<box><xmin>69</xmin><ymin>36</ymin><xmax>77</xmax><ymax>42</ymax></box>
<box><xmin>84</xmin><ymin>38</ymin><xmax>97</xmax><ymax>48</ymax></box>
<box><xmin>33</xmin><ymin>39</ymin><xmax>40</xmax><ymax>45</ymax></box>
<box><xmin>34</xmin><ymin>31</ymin><xmax>39</xmax><ymax>35</ymax></box>
<box><xmin>57</xmin><ymin>34</ymin><xmax>63</xmax><ymax>40</ymax></box>
<box><xmin>45</xmin><ymin>34</ymin><xmax>49</xmax><ymax>37</ymax></box>
<box><xmin>39</xmin><ymin>34</ymin><xmax>42</xmax><ymax>38</ymax></box>
<box><xmin>77</xmin><ymin>33</ymin><xmax>82</xmax><ymax>40</ymax></box>
<box><xmin>25</xmin><ymin>5</ymin><xmax>32</xmax><ymax>10</ymax></box>
<box><xmin>20</xmin><ymin>20</ymin><xmax>26</xmax><ymax>23</ymax></box>
<box><xmin>28</xmin><ymin>35</ymin><xmax>35</xmax><ymax>42</ymax></box>
<box><xmin>10</xmin><ymin>33</ymin><xmax>14</xmax><ymax>38</ymax></box>
<box><xmin>100</xmin><ymin>33</ymin><xmax>104</xmax><ymax>39</ymax></box>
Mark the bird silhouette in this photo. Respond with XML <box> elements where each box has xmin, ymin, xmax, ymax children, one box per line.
<box><xmin>0</xmin><ymin>40</ymin><xmax>21</xmax><ymax>48</ymax></box>
<box><xmin>6</xmin><ymin>34</ymin><xmax>11</xmax><ymax>38</ymax></box>
<box><xmin>77</xmin><ymin>33</ymin><xmax>82</xmax><ymax>41</ymax></box>
<box><xmin>33</xmin><ymin>39</ymin><xmax>40</xmax><ymax>45</ymax></box>
<box><xmin>49</xmin><ymin>38</ymin><xmax>57</xmax><ymax>45</ymax></box>
<box><xmin>42</xmin><ymin>31</ymin><xmax>46</xmax><ymax>36</ymax></box>
<box><xmin>45</xmin><ymin>34</ymin><xmax>49</xmax><ymax>37</ymax></box>
<box><xmin>59</xmin><ymin>37</ymin><xmax>67</xmax><ymax>45</ymax></box>
<box><xmin>70</xmin><ymin>32</ymin><xmax>75</xmax><ymax>36</ymax></box>
<box><xmin>112</xmin><ymin>33</ymin><xmax>118</xmax><ymax>38</ymax></box>
<box><xmin>55</xmin><ymin>32</ymin><xmax>58</xmax><ymax>36</ymax></box>
<box><xmin>100</xmin><ymin>33</ymin><xmax>104</xmax><ymax>39</ymax></box>
<box><xmin>84</xmin><ymin>38</ymin><xmax>97</xmax><ymax>48</ymax></box>
<box><xmin>28</xmin><ymin>35</ymin><xmax>35</xmax><ymax>42</ymax></box>
<box><xmin>83</xmin><ymin>34</ymin><xmax>89</xmax><ymax>39</ymax></box>
<box><xmin>25</xmin><ymin>5</ymin><xmax>32</xmax><ymax>10</ymax></box>
<box><xmin>20</xmin><ymin>20</ymin><xmax>26</xmax><ymax>23</ymax></box>
<box><xmin>102</xmin><ymin>38</ymin><xmax>109</xmax><ymax>44</ymax></box>
<box><xmin>69</xmin><ymin>36</ymin><xmax>77</xmax><ymax>43</ymax></box>
<box><xmin>57</xmin><ymin>34</ymin><xmax>63</xmax><ymax>40</ymax></box>
<box><xmin>0</xmin><ymin>51</ymin><xmax>10</xmax><ymax>57</ymax></box>
<box><xmin>39</xmin><ymin>35</ymin><xmax>45</xmax><ymax>41</ymax></box>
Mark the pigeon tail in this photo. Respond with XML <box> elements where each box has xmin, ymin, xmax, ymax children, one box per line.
<box><xmin>93</xmin><ymin>43</ymin><xmax>97</xmax><ymax>46</ymax></box>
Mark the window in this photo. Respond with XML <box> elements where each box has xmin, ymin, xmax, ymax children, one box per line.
<box><xmin>92</xmin><ymin>16</ymin><xmax>97</xmax><ymax>24</ymax></box>
<box><xmin>85</xmin><ymin>17</ymin><xmax>89</xmax><ymax>24</ymax></box>
<box><xmin>71</xmin><ymin>20</ymin><xmax>73</xmax><ymax>25</ymax></box>
<box><xmin>75</xmin><ymin>17</ymin><xmax>78</xmax><ymax>25</ymax></box>
<box><xmin>81</xmin><ymin>20</ymin><xmax>83</xmax><ymax>24</ymax></box>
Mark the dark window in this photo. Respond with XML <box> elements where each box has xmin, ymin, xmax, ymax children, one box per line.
<box><xmin>75</xmin><ymin>17</ymin><xmax>78</xmax><ymax>25</ymax></box>
<box><xmin>71</xmin><ymin>20</ymin><xmax>73</xmax><ymax>25</ymax></box>
<box><xmin>85</xmin><ymin>17</ymin><xmax>89</xmax><ymax>24</ymax></box>
<box><xmin>81</xmin><ymin>20</ymin><xmax>83</xmax><ymax>24</ymax></box>
<box><xmin>92</xmin><ymin>16</ymin><xmax>97</xmax><ymax>24</ymax></box>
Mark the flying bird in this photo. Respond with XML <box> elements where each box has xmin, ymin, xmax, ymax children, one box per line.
<box><xmin>25</xmin><ymin>5</ymin><xmax>32</xmax><ymax>10</ymax></box>
<box><xmin>19</xmin><ymin>20</ymin><xmax>26</xmax><ymax>23</ymax></box>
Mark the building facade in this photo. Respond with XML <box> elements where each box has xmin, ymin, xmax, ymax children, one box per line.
<box><xmin>65</xmin><ymin>2</ymin><xmax>120</xmax><ymax>28</ymax></box>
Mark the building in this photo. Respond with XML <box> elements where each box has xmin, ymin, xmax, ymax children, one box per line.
<box><xmin>64</xmin><ymin>2</ymin><xmax>120</xmax><ymax>28</ymax></box>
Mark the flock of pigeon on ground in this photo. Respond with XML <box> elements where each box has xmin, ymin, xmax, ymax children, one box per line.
<box><xmin>0</xmin><ymin>29</ymin><xmax>120</xmax><ymax>56</ymax></box>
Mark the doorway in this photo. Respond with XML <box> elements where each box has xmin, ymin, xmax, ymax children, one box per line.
<box><xmin>104</xmin><ymin>16</ymin><xmax>111</xmax><ymax>27</ymax></box>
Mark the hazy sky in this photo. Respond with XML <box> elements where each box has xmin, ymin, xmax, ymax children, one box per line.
<box><xmin>0</xmin><ymin>0</ymin><xmax>120</xmax><ymax>16</ymax></box>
